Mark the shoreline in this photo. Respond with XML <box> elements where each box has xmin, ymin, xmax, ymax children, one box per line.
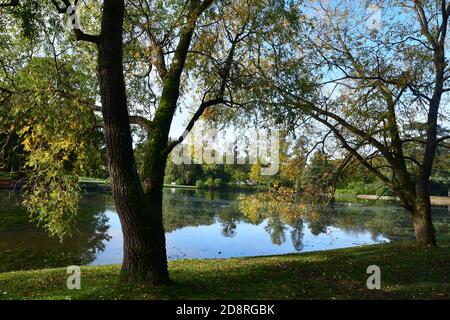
<box><xmin>336</xmin><ymin>193</ymin><xmax>450</xmax><ymax>206</ymax></box>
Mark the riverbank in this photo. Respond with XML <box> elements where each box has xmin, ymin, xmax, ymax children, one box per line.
<box><xmin>1</xmin><ymin>240</ymin><xmax>449</xmax><ymax>300</ymax></box>
<box><xmin>336</xmin><ymin>193</ymin><xmax>450</xmax><ymax>206</ymax></box>
<box><xmin>79</xmin><ymin>177</ymin><xmax>263</xmax><ymax>193</ymax></box>
<box><xmin>79</xmin><ymin>178</ymin><xmax>450</xmax><ymax>205</ymax></box>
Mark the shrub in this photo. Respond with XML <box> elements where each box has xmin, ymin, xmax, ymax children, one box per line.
<box><xmin>164</xmin><ymin>174</ymin><xmax>176</xmax><ymax>184</ymax></box>
<box><xmin>204</xmin><ymin>177</ymin><xmax>214</xmax><ymax>188</ymax></box>
<box><xmin>346</xmin><ymin>181</ymin><xmax>366</xmax><ymax>194</ymax></box>
<box><xmin>336</xmin><ymin>188</ymin><xmax>358</xmax><ymax>195</ymax></box>
<box><xmin>213</xmin><ymin>178</ymin><xmax>223</xmax><ymax>188</ymax></box>
<box><xmin>195</xmin><ymin>180</ymin><xmax>204</xmax><ymax>188</ymax></box>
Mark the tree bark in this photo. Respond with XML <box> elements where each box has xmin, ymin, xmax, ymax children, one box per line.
<box><xmin>411</xmin><ymin>204</ymin><xmax>436</xmax><ymax>245</ymax></box>
<box><xmin>395</xmin><ymin>184</ymin><xmax>436</xmax><ymax>245</ymax></box>
<box><xmin>97</xmin><ymin>0</ymin><xmax>169</xmax><ymax>286</ymax></box>
<box><xmin>411</xmin><ymin>183</ymin><xmax>437</xmax><ymax>245</ymax></box>
<box><xmin>406</xmin><ymin>46</ymin><xmax>445</xmax><ymax>246</ymax></box>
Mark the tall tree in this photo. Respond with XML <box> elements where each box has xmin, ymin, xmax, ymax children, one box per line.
<box><xmin>254</xmin><ymin>0</ymin><xmax>450</xmax><ymax>245</ymax></box>
<box><xmin>69</xmin><ymin>0</ymin><xmax>222</xmax><ymax>285</ymax></box>
<box><xmin>0</xmin><ymin>0</ymin><xmax>211</xmax><ymax>285</ymax></box>
<box><xmin>1</xmin><ymin>0</ymin><xmax>279</xmax><ymax>285</ymax></box>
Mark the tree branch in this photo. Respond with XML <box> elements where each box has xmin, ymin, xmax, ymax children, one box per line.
<box><xmin>128</xmin><ymin>115</ymin><xmax>152</xmax><ymax>133</ymax></box>
<box><xmin>315</xmin><ymin>116</ymin><xmax>394</xmax><ymax>188</ymax></box>
<box><xmin>162</xmin><ymin>24</ymin><xmax>241</xmax><ymax>156</ymax></box>
<box><xmin>163</xmin><ymin>98</ymin><xmax>224</xmax><ymax>155</ymax></box>
<box><xmin>413</xmin><ymin>0</ymin><xmax>438</xmax><ymax>49</ymax></box>
<box><xmin>51</xmin><ymin>0</ymin><xmax>101</xmax><ymax>44</ymax></box>
<box><xmin>61</xmin><ymin>92</ymin><xmax>151</xmax><ymax>132</ymax></box>
<box><xmin>73</xmin><ymin>29</ymin><xmax>101</xmax><ymax>44</ymax></box>
<box><xmin>436</xmin><ymin>135</ymin><xmax>450</xmax><ymax>145</ymax></box>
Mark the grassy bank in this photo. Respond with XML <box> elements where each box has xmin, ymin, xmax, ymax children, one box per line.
<box><xmin>79</xmin><ymin>177</ymin><xmax>263</xmax><ymax>192</ymax></box>
<box><xmin>1</xmin><ymin>240</ymin><xmax>449</xmax><ymax>300</ymax></box>
<box><xmin>335</xmin><ymin>193</ymin><xmax>450</xmax><ymax>206</ymax></box>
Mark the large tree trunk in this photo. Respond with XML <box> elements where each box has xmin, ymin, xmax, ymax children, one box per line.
<box><xmin>408</xmin><ymin>43</ymin><xmax>445</xmax><ymax>247</ymax></box>
<box><xmin>97</xmin><ymin>0</ymin><xmax>169</xmax><ymax>286</ymax></box>
<box><xmin>396</xmin><ymin>178</ymin><xmax>436</xmax><ymax>245</ymax></box>
<box><xmin>120</xmin><ymin>193</ymin><xmax>169</xmax><ymax>285</ymax></box>
<box><xmin>411</xmin><ymin>183</ymin><xmax>437</xmax><ymax>246</ymax></box>
<box><xmin>411</xmin><ymin>202</ymin><xmax>436</xmax><ymax>245</ymax></box>
<box><xmin>398</xmin><ymin>185</ymin><xmax>436</xmax><ymax>245</ymax></box>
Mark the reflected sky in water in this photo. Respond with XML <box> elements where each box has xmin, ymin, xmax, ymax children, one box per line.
<box><xmin>94</xmin><ymin>210</ymin><xmax>388</xmax><ymax>264</ymax></box>
<box><xmin>1</xmin><ymin>189</ymin><xmax>449</xmax><ymax>271</ymax></box>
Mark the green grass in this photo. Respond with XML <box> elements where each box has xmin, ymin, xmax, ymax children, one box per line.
<box><xmin>78</xmin><ymin>177</ymin><xmax>264</xmax><ymax>190</ymax></box>
<box><xmin>1</xmin><ymin>240</ymin><xmax>450</xmax><ymax>300</ymax></box>
<box><xmin>163</xmin><ymin>184</ymin><xmax>199</xmax><ymax>189</ymax></box>
<box><xmin>79</xmin><ymin>177</ymin><xmax>109</xmax><ymax>185</ymax></box>
<box><xmin>0</xmin><ymin>172</ymin><xmax>16</xmax><ymax>179</ymax></box>
<box><xmin>79</xmin><ymin>178</ymin><xmax>199</xmax><ymax>190</ymax></box>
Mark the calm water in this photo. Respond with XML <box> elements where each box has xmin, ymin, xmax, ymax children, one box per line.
<box><xmin>1</xmin><ymin>189</ymin><xmax>449</xmax><ymax>272</ymax></box>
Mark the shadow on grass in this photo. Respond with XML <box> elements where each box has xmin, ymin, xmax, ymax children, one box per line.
<box><xmin>1</xmin><ymin>241</ymin><xmax>449</xmax><ymax>300</ymax></box>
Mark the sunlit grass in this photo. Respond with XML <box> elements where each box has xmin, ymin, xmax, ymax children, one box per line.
<box><xmin>0</xmin><ymin>240</ymin><xmax>449</xmax><ymax>300</ymax></box>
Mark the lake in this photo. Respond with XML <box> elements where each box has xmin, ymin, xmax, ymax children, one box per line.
<box><xmin>1</xmin><ymin>188</ymin><xmax>449</xmax><ymax>272</ymax></box>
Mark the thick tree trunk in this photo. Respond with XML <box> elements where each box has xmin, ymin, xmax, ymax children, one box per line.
<box><xmin>96</xmin><ymin>0</ymin><xmax>169</xmax><ymax>286</ymax></box>
<box><xmin>411</xmin><ymin>203</ymin><xmax>436</xmax><ymax>246</ymax></box>
<box><xmin>408</xmin><ymin>43</ymin><xmax>445</xmax><ymax>247</ymax></box>
<box><xmin>397</xmin><ymin>180</ymin><xmax>436</xmax><ymax>246</ymax></box>
<box><xmin>120</xmin><ymin>194</ymin><xmax>169</xmax><ymax>285</ymax></box>
<box><xmin>411</xmin><ymin>184</ymin><xmax>437</xmax><ymax>246</ymax></box>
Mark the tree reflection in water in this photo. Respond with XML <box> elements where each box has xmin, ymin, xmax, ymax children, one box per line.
<box><xmin>163</xmin><ymin>188</ymin><xmax>450</xmax><ymax>252</ymax></box>
<box><xmin>163</xmin><ymin>189</ymin><xmax>243</xmax><ymax>238</ymax></box>
<box><xmin>0</xmin><ymin>191</ymin><xmax>111</xmax><ymax>272</ymax></box>
<box><xmin>290</xmin><ymin>220</ymin><xmax>305</xmax><ymax>252</ymax></box>
<box><xmin>1</xmin><ymin>188</ymin><xmax>449</xmax><ymax>272</ymax></box>
<box><xmin>238</xmin><ymin>190</ymin><xmax>450</xmax><ymax>250</ymax></box>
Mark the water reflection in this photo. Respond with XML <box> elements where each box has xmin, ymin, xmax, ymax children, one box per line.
<box><xmin>0</xmin><ymin>191</ymin><xmax>111</xmax><ymax>272</ymax></box>
<box><xmin>0</xmin><ymin>189</ymin><xmax>449</xmax><ymax>272</ymax></box>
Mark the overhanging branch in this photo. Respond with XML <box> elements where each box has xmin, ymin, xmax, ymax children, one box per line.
<box><xmin>73</xmin><ymin>29</ymin><xmax>101</xmax><ymax>44</ymax></box>
<box><xmin>162</xmin><ymin>25</ymin><xmax>241</xmax><ymax>156</ymax></box>
<box><xmin>163</xmin><ymin>98</ymin><xmax>225</xmax><ymax>156</ymax></box>
<box><xmin>51</xmin><ymin>0</ymin><xmax>101</xmax><ymax>44</ymax></box>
